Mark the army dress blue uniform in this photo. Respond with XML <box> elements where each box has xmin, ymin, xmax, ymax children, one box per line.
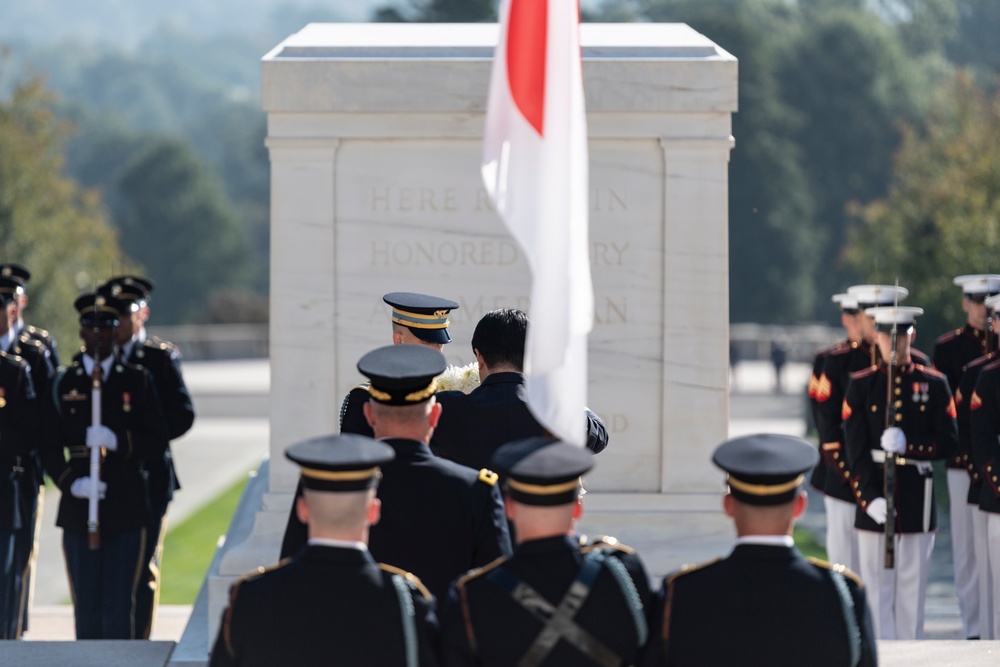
<box><xmin>443</xmin><ymin>535</ymin><xmax>650</xmax><ymax>667</ymax></box>
<box><xmin>41</xmin><ymin>350</ymin><xmax>168</xmax><ymax>639</ymax></box>
<box><xmin>643</xmin><ymin>433</ymin><xmax>876</xmax><ymax>667</ymax></box>
<box><xmin>0</xmin><ymin>351</ymin><xmax>37</xmax><ymax>639</ymax></box>
<box><xmin>211</xmin><ymin>545</ymin><xmax>440</xmax><ymax>667</ymax></box>
<box><xmin>643</xmin><ymin>542</ymin><xmax>876</xmax><ymax>667</ymax></box>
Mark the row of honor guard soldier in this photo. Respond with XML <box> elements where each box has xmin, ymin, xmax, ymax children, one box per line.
<box><xmin>931</xmin><ymin>274</ymin><xmax>999</xmax><ymax>640</ymax></box>
<box><xmin>643</xmin><ymin>434</ymin><xmax>877</xmax><ymax>667</ymax></box>
<box><xmin>100</xmin><ymin>275</ymin><xmax>195</xmax><ymax>638</ymax></box>
<box><xmin>0</xmin><ymin>264</ymin><xmax>56</xmax><ymax>639</ymax></box>
<box><xmin>211</xmin><ymin>435</ymin><xmax>440</xmax><ymax>666</ymax></box>
<box><xmin>441</xmin><ymin>437</ymin><xmax>650</xmax><ymax>667</ymax></box>
<box><xmin>843</xmin><ymin>305</ymin><xmax>957</xmax><ymax>640</ymax></box>
<box><xmin>284</xmin><ymin>344</ymin><xmax>512</xmax><ymax>601</ymax></box>
<box><xmin>40</xmin><ymin>292</ymin><xmax>169</xmax><ymax>639</ymax></box>
<box><xmin>810</xmin><ymin>284</ymin><xmax>909</xmax><ymax>577</ymax></box>
<box><xmin>967</xmin><ymin>291</ymin><xmax>1000</xmax><ymax>639</ymax></box>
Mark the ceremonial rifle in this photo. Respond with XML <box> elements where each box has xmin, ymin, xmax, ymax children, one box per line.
<box><xmin>883</xmin><ymin>280</ymin><xmax>900</xmax><ymax>569</ymax></box>
<box><xmin>88</xmin><ymin>293</ymin><xmax>102</xmax><ymax>550</ymax></box>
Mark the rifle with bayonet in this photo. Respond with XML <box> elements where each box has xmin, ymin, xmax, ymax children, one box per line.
<box><xmin>883</xmin><ymin>280</ymin><xmax>900</xmax><ymax>569</ymax></box>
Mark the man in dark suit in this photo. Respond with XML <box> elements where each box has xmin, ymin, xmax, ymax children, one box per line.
<box><xmin>210</xmin><ymin>434</ymin><xmax>440</xmax><ymax>667</ymax></box>
<box><xmin>643</xmin><ymin>434</ymin><xmax>877</xmax><ymax>667</ymax></box>
<box><xmin>339</xmin><ymin>292</ymin><xmax>459</xmax><ymax>436</ymax></box>
<box><xmin>283</xmin><ymin>345</ymin><xmax>512</xmax><ymax>600</ymax></box>
<box><xmin>0</xmin><ymin>263</ymin><xmax>60</xmax><ymax>366</ymax></box>
<box><xmin>101</xmin><ymin>275</ymin><xmax>195</xmax><ymax>638</ymax></box>
<box><xmin>432</xmin><ymin>308</ymin><xmax>607</xmax><ymax>469</ymax></box>
<box><xmin>441</xmin><ymin>437</ymin><xmax>651</xmax><ymax>667</ymax></box>
<box><xmin>40</xmin><ymin>293</ymin><xmax>168</xmax><ymax>639</ymax></box>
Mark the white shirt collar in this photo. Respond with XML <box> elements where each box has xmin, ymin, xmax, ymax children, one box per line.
<box><xmin>734</xmin><ymin>535</ymin><xmax>795</xmax><ymax>548</ymax></box>
<box><xmin>81</xmin><ymin>354</ymin><xmax>116</xmax><ymax>381</ymax></box>
<box><xmin>0</xmin><ymin>329</ymin><xmax>16</xmax><ymax>351</ymax></box>
<box><xmin>307</xmin><ymin>537</ymin><xmax>367</xmax><ymax>551</ymax></box>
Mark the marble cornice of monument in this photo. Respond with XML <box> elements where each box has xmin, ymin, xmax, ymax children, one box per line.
<box><xmin>262</xmin><ymin>23</ymin><xmax>737</xmax><ymax>115</ymax></box>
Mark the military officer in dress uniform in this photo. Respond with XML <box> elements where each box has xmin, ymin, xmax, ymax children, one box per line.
<box><xmin>99</xmin><ymin>275</ymin><xmax>194</xmax><ymax>638</ymax></box>
<box><xmin>0</xmin><ymin>276</ymin><xmax>54</xmax><ymax>637</ymax></box>
<box><xmin>968</xmin><ymin>294</ymin><xmax>1000</xmax><ymax>639</ymax></box>
<box><xmin>931</xmin><ymin>274</ymin><xmax>1000</xmax><ymax>639</ymax></box>
<box><xmin>339</xmin><ymin>292</ymin><xmax>459</xmax><ymax>437</ymax></box>
<box><xmin>642</xmin><ymin>434</ymin><xmax>876</xmax><ymax>667</ymax></box>
<box><xmin>844</xmin><ymin>306</ymin><xmax>958</xmax><ymax>640</ymax></box>
<box><xmin>40</xmin><ymin>293</ymin><xmax>168</xmax><ymax>639</ymax></box>
<box><xmin>0</xmin><ymin>336</ymin><xmax>37</xmax><ymax>639</ymax></box>
<box><xmin>432</xmin><ymin>308</ymin><xmax>608</xmax><ymax>469</ymax></box>
<box><xmin>285</xmin><ymin>344</ymin><xmax>511</xmax><ymax>599</ymax></box>
<box><xmin>441</xmin><ymin>437</ymin><xmax>650</xmax><ymax>667</ymax></box>
<box><xmin>210</xmin><ymin>435</ymin><xmax>440</xmax><ymax>667</ymax></box>
<box><xmin>808</xmin><ymin>292</ymin><xmax>865</xmax><ymax>575</ymax></box>
<box><xmin>0</xmin><ymin>263</ymin><xmax>60</xmax><ymax>367</ymax></box>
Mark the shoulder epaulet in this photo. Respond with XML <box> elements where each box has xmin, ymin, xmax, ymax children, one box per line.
<box><xmin>826</xmin><ymin>340</ymin><xmax>852</xmax><ymax>354</ymax></box>
<box><xmin>477</xmin><ymin>468</ymin><xmax>498</xmax><ymax>486</ymax></box>
<box><xmin>849</xmin><ymin>365</ymin><xmax>878</xmax><ymax>380</ymax></box>
<box><xmin>17</xmin><ymin>335</ymin><xmax>44</xmax><ymax>350</ymax></box>
<box><xmin>352</xmin><ymin>382</ymin><xmax>371</xmax><ymax>393</ymax></box>
<box><xmin>935</xmin><ymin>328</ymin><xmax>963</xmax><ymax>345</ymax></box>
<box><xmin>454</xmin><ymin>555</ymin><xmax>509</xmax><ymax>590</ymax></box>
<box><xmin>966</xmin><ymin>353</ymin><xmax>994</xmax><ymax>370</ymax></box>
<box><xmin>2</xmin><ymin>351</ymin><xmax>24</xmax><ymax>365</ymax></box>
<box><xmin>580</xmin><ymin>535</ymin><xmax>635</xmax><ymax>555</ymax></box>
<box><xmin>807</xmin><ymin>557</ymin><xmax>863</xmax><ymax>587</ymax></box>
<box><xmin>664</xmin><ymin>557</ymin><xmax>723</xmax><ymax>585</ymax></box>
<box><xmin>378</xmin><ymin>563</ymin><xmax>432</xmax><ymax>601</ymax></box>
<box><xmin>914</xmin><ymin>364</ymin><xmax>945</xmax><ymax>379</ymax></box>
<box><xmin>234</xmin><ymin>558</ymin><xmax>292</xmax><ymax>587</ymax></box>
<box><xmin>148</xmin><ymin>335</ymin><xmax>178</xmax><ymax>351</ymax></box>
<box><xmin>25</xmin><ymin>325</ymin><xmax>50</xmax><ymax>338</ymax></box>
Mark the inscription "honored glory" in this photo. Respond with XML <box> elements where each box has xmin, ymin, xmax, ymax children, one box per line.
<box><xmin>369</xmin><ymin>240</ymin><xmax>629</xmax><ymax>267</ymax></box>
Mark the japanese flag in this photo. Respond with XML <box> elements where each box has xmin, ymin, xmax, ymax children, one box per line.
<box><xmin>482</xmin><ymin>0</ymin><xmax>593</xmax><ymax>446</ymax></box>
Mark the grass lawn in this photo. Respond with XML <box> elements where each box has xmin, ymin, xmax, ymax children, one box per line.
<box><xmin>159</xmin><ymin>474</ymin><xmax>249</xmax><ymax>604</ymax></box>
<box><xmin>793</xmin><ymin>525</ymin><xmax>828</xmax><ymax>561</ymax></box>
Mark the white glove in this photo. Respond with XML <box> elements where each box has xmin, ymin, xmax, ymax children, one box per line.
<box><xmin>880</xmin><ymin>427</ymin><xmax>906</xmax><ymax>454</ymax></box>
<box><xmin>865</xmin><ymin>497</ymin><xmax>888</xmax><ymax>524</ymax></box>
<box><xmin>86</xmin><ymin>424</ymin><xmax>118</xmax><ymax>451</ymax></box>
<box><xmin>70</xmin><ymin>477</ymin><xmax>107</xmax><ymax>500</ymax></box>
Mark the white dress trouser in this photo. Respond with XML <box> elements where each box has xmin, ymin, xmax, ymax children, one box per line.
<box><xmin>986</xmin><ymin>512</ymin><xmax>1000</xmax><ymax>640</ymax></box>
<box><xmin>857</xmin><ymin>529</ymin><xmax>935</xmax><ymax>640</ymax></box>
<box><xmin>973</xmin><ymin>509</ymin><xmax>994</xmax><ymax>639</ymax></box>
<box><xmin>947</xmin><ymin>469</ymin><xmax>979</xmax><ymax>637</ymax></box>
<box><xmin>824</xmin><ymin>496</ymin><xmax>860</xmax><ymax>574</ymax></box>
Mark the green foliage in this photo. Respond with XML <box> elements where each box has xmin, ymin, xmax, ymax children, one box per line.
<box><xmin>373</xmin><ymin>0</ymin><xmax>496</xmax><ymax>22</ymax></box>
<box><xmin>0</xmin><ymin>76</ymin><xmax>123</xmax><ymax>351</ymax></box>
<box><xmin>845</xmin><ymin>73</ymin><xmax>1000</xmax><ymax>339</ymax></box>
<box><xmin>160</xmin><ymin>473</ymin><xmax>249</xmax><ymax>604</ymax></box>
<box><xmin>947</xmin><ymin>0</ymin><xmax>1000</xmax><ymax>84</ymax></box>
<box><xmin>778</xmin><ymin>6</ymin><xmax>930</xmax><ymax>317</ymax></box>
<box><xmin>115</xmin><ymin>138</ymin><xmax>251</xmax><ymax>324</ymax></box>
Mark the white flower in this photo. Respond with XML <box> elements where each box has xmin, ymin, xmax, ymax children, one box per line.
<box><xmin>436</xmin><ymin>362</ymin><xmax>481</xmax><ymax>394</ymax></box>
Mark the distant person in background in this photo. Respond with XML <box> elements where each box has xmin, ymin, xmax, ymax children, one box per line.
<box><xmin>729</xmin><ymin>339</ymin><xmax>740</xmax><ymax>392</ymax></box>
<box><xmin>210</xmin><ymin>435</ymin><xmax>440</xmax><ymax>667</ymax></box>
<box><xmin>1</xmin><ymin>263</ymin><xmax>60</xmax><ymax>367</ymax></box>
<box><xmin>101</xmin><ymin>275</ymin><xmax>195</xmax><ymax>639</ymax></box>
<box><xmin>642</xmin><ymin>434</ymin><xmax>876</xmax><ymax>667</ymax></box>
<box><xmin>770</xmin><ymin>338</ymin><xmax>787</xmax><ymax>394</ymax></box>
<box><xmin>339</xmin><ymin>292</ymin><xmax>459</xmax><ymax>437</ymax></box>
<box><xmin>432</xmin><ymin>308</ymin><xmax>608</xmax><ymax>470</ymax></box>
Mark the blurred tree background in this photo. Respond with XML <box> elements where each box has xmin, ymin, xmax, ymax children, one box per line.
<box><xmin>1</xmin><ymin>0</ymin><xmax>999</xmax><ymax>346</ymax></box>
